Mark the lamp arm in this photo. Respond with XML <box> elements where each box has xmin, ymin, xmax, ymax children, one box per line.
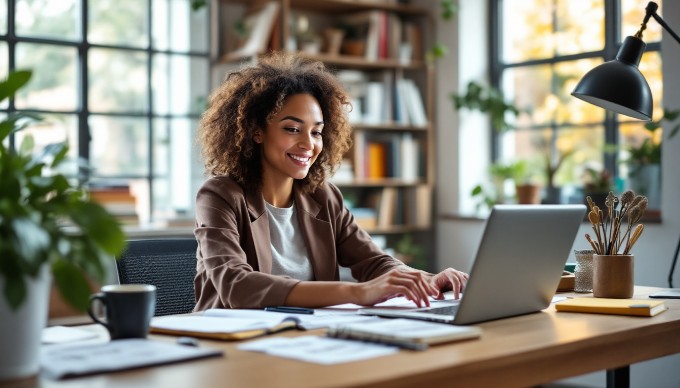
<box><xmin>651</xmin><ymin>12</ymin><xmax>680</xmax><ymax>45</ymax></box>
<box><xmin>670</xmin><ymin>234</ymin><xmax>680</xmax><ymax>288</ymax></box>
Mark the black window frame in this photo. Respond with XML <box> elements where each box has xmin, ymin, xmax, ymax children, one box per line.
<box><xmin>1</xmin><ymin>0</ymin><xmax>211</xmax><ymax>222</ymax></box>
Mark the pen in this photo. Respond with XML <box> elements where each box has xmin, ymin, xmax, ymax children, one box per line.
<box><xmin>264</xmin><ymin>306</ymin><xmax>315</xmax><ymax>315</ymax></box>
<box><xmin>326</xmin><ymin>332</ymin><xmax>428</xmax><ymax>351</ymax></box>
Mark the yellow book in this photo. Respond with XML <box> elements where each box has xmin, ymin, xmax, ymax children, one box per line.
<box><xmin>555</xmin><ymin>298</ymin><xmax>667</xmax><ymax>317</ymax></box>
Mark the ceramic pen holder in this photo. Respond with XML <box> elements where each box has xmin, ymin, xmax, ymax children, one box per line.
<box><xmin>592</xmin><ymin>254</ymin><xmax>634</xmax><ymax>299</ymax></box>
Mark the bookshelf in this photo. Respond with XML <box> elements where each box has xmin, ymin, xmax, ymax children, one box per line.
<box><xmin>214</xmin><ymin>0</ymin><xmax>435</xmax><ymax>269</ymax></box>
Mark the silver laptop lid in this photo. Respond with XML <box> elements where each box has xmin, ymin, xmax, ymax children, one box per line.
<box><xmin>452</xmin><ymin>204</ymin><xmax>586</xmax><ymax>324</ymax></box>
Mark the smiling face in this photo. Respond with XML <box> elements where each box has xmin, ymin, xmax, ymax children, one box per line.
<box><xmin>254</xmin><ymin>93</ymin><xmax>324</xmax><ymax>188</ymax></box>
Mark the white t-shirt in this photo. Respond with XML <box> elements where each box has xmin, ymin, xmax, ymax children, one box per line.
<box><xmin>265</xmin><ymin>201</ymin><xmax>314</xmax><ymax>281</ymax></box>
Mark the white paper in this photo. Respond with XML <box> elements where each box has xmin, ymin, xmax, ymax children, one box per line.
<box><xmin>151</xmin><ymin>316</ymin><xmax>278</xmax><ymax>333</ymax></box>
<box><xmin>40</xmin><ymin>339</ymin><xmax>222</xmax><ymax>380</ymax></box>
<box><xmin>202</xmin><ymin>309</ymin><xmax>377</xmax><ymax>330</ymax></box>
<box><xmin>324</xmin><ymin>292</ymin><xmax>463</xmax><ymax>311</ymax></box>
<box><xmin>238</xmin><ymin>335</ymin><xmax>398</xmax><ymax>364</ymax></box>
<box><xmin>42</xmin><ymin>326</ymin><xmax>99</xmax><ymax>344</ymax></box>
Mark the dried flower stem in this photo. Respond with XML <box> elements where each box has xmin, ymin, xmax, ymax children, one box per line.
<box><xmin>585</xmin><ymin>190</ymin><xmax>647</xmax><ymax>256</ymax></box>
<box><xmin>623</xmin><ymin>224</ymin><xmax>644</xmax><ymax>255</ymax></box>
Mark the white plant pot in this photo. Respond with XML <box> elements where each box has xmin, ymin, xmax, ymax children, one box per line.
<box><xmin>0</xmin><ymin>265</ymin><xmax>51</xmax><ymax>381</ymax></box>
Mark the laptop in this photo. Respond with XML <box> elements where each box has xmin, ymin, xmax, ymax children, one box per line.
<box><xmin>360</xmin><ymin>204</ymin><xmax>587</xmax><ymax>325</ymax></box>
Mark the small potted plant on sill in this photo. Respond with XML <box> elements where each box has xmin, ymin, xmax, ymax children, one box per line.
<box><xmin>624</xmin><ymin>108</ymin><xmax>679</xmax><ymax>210</ymax></box>
<box><xmin>582</xmin><ymin>166</ymin><xmax>613</xmax><ymax>211</ymax></box>
<box><xmin>584</xmin><ymin>190</ymin><xmax>647</xmax><ymax>299</ymax></box>
<box><xmin>0</xmin><ymin>70</ymin><xmax>126</xmax><ymax>381</ymax></box>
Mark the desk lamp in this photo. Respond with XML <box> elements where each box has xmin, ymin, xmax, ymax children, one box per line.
<box><xmin>571</xmin><ymin>1</ymin><xmax>680</xmax><ymax>290</ymax></box>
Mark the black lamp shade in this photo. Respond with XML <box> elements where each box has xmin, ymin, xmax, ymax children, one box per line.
<box><xmin>572</xmin><ymin>36</ymin><xmax>653</xmax><ymax>121</ymax></box>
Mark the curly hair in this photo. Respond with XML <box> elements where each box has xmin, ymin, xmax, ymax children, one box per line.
<box><xmin>197</xmin><ymin>52</ymin><xmax>353</xmax><ymax>193</ymax></box>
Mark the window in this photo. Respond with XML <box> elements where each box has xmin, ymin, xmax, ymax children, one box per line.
<box><xmin>491</xmin><ymin>0</ymin><xmax>663</xmax><ymax>210</ymax></box>
<box><xmin>1</xmin><ymin>0</ymin><xmax>210</xmax><ymax>225</ymax></box>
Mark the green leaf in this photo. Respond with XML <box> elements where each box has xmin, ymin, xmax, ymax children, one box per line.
<box><xmin>0</xmin><ymin>70</ymin><xmax>32</xmax><ymax>102</ymax></box>
<box><xmin>471</xmin><ymin>185</ymin><xmax>483</xmax><ymax>196</ymax></box>
<box><xmin>191</xmin><ymin>0</ymin><xmax>207</xmax><ymax>11</ymax></box>
<box><xmin>2</xmin><ymin>275</ymin><xmax>27</xmax><ymax>311</ymax></box>
<box><xmin>69</xmin><ymin>201</ymin><xmax>126</xmax><ymax>255</ymax></box>
<box><xmin>440</xmin><ymin>0</ymin><xmax>458</xmax><ymax>20</ymax></box>
<box><xmin>19</xmin><ymin>134</ymin><xmax>35</xmax><ymax>156</ymax></box>
<box><xmin>52</xmin><ymin>259</ymin><xmax>92</xmax><ymax>312</ymax></box>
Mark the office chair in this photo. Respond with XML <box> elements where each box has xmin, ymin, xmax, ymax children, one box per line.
<box><xmin>115</xmin><ymin>238</ymin><xmax>198</xmax><ymax>316</ymax></box>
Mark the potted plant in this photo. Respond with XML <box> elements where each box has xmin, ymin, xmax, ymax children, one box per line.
<box><xmin>0</xmin><ymin>70</ymin><xmax>126</xmax><ymax>381</ymax></box>
<box><xmin>511</xmin><ymin>160</ymin><xmax>541</xmax><ymax>205</ymax></box>
<box><xmin>582</xmin><ymin>166</ymin><xmax>613</xmax><ymax>210</ymax></box>
<box><xmin>450</xmin><ymin>81</ymin><xmax>520</xmax><ymax>132</ymax></box>
<box><xmin>624</xmin><ymin>108</ymin><xmax>679</xmax><ymax>209</ymax></box>
<box><xmin>471</xmin><ymin>160</ymin><xmax>538</xmax><ymax>209</ymax></box>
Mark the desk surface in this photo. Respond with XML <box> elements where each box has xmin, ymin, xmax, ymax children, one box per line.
<box><xmin>17</xmin><ymin>286</ymin><xmax>680</xmax><ymax>388</ymax></box>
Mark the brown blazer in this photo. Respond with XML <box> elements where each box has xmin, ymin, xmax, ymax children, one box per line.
<box><xmin>193</xmin><ymin>176</ymin><xmax>403</xmax><ymax>310</ymax></box>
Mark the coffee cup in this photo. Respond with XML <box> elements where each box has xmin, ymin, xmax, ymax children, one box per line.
<box><xmin>87</xmin><ymin>284</ymin><xmax>156</xmax><ymax>340</ymax></box>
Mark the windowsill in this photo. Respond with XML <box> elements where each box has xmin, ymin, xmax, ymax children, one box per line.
<box><xmin>123</xmin><ymin>225</ymin><xmax>194</xmax><ymax>238</ymax></box>
<box><xmin>439</xmin><ymin>210</ymin><xmax>663</xmax><ymax>224</ymax></box>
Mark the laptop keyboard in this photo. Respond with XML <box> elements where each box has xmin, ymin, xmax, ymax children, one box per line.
<box><xmin>422</xmin><ymin>304</ymin><xmax>460</xmax><ymax>316</ymax></box>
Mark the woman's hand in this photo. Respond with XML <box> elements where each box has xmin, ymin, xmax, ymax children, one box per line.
<box><xmin>351</xmin><ymin>267</ymin><xmax>439</xmax><ymax>307</ymax></box>
<box><xmin>430</xmin><ymin>268</ymin><xmax>469</xmax><ymax>300</ymax></box>
<box><xmin>351</xmin><ymin>267</ymin><xmax>469</xmax><ymax>307</ymax></box>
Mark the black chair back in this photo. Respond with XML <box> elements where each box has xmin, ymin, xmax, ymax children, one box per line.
<box><xmin>116</xmin><ymin>238</ymin><xmax>198</xmax><ymax>316</ymax></box>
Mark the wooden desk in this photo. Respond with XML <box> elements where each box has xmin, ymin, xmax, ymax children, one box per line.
<box><xmin>16</xmin><ymin>287</ymin><xmax>680</xmax><ymax>388</ymax></box>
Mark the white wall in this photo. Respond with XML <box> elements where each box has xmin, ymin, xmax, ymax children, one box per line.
<box><xmin>434</xmin><ymin>1</ymin><xmax>680</xmax><ymax>386</ymax></box>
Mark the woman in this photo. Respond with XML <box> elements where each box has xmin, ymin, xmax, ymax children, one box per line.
<box><xmin>194</xmin><ymin>52</ymin><xmax>467</xmax><ymax>310</ymax></box>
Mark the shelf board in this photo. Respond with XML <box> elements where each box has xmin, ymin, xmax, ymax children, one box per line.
<box><xmin>352</xmin><ymin>123</ymin><xmax>429</xmax><ymax>131</ymax></box>
<box><xmin>218</xmin><ymin>51</ymin><xmax>427</xmax><ymax>70</ymax></box>
<box><xmin>289</xmin><ymin>0</ymin><xmax>430</xmax><ymax>16</ymax></box>
<box><xmin>364</xmin><ymin>224</ymin><xmax>431</xmax><ymax>234</ymax></box>
<box><xmin>332</xmin><ymin>178</ymin><xmax>426</xmax><ymax>187</ymax></box>
<box><xmin>299</xmin><ymin>52</ymin><xmax>426</xmax><ymax>70</ymax></box>
<box><xmin>219</xmin><ymin>0</ymin><xmax>430</xmax><ymax>16</ymax></box>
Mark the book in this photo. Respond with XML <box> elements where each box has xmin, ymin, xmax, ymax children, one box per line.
<box><xmin>554</xmin><ymin>298</ymin><xmax>668</xmax><ymax>317</ymax></box>
<box><xmin>327</xmin><ymin>318</ymin><xmax>482</xmax><ymax>349</ymax></box>
<box><xmin>150</xmin><ymin>309</ymin><xmax>376</xmax><ymax>341</ymax></box>
<box><xmin>150</xmin><ymin>315</ymin><xmax>299</xmax><ymax>341</ymax></box>
<box><xmin>221</xmin><ymin>2</ymin><xmax>279</xmax><ymax>61</ymax></box>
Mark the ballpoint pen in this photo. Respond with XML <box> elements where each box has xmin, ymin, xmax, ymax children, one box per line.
<box><xmin>264</xmin><ymin>306</ymin><xmax>315</xmax><ymax>315</ymax></box>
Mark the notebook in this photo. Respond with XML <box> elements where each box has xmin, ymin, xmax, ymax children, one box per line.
<box><xmin>360</xmin><ymin>204</ymin><xmax>587</xmax><ymax>325</ymax></box>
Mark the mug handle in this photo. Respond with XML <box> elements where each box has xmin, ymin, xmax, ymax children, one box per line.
<box><xmin>87</xmin><ymin>293</ymin><xmax>110</xmax><ymax>330</ymax></box>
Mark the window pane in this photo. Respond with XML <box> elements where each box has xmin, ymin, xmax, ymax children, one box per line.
<box><xmin>502</xmin><ymin>0</ymin><xmax>554</xmax><ymax>62</ymax></box>
<box><xmin>555</xmin><ymin>0</ymin><xmax>604</xmax><ymax>56</ymax></box>
<box><xmin>15</xmin><ymin>0</ymin><xmax>79</xmax><ymax>41</ymax></box>
<box><xmin>621</xmin><ymin>0</ymin><xmax>663</xmax><ymax>42</ymax></box>
<box><xmin>619</xmin><ymin>121</ymin><xmax>661</xmax><ymax>209</ymax></box>
<box><xmin>502</xmin><ymin>58</ymin><xmax>606</xmax><ymax>128</ymax></box>
<box><xmin>152</xmin><ymin>0</ymin><xmax>209</xmax><ymax>52</ymax></box>
<box><xmin>15</xmin><ymin>43</ymin><xmax>78</xmax><ymax>111</ymax></box>
<box><xmin>0</xmin><ymin>42</ymin><xmax>7</xmax><ymax>109</ymax></box>
<box><xmin>554</xmin><ymin>58</ymin><xmax>607</xmax><ymax>124</ymax></box>
<box><xmin>89</xmin><ymin>48</ymin><xmax>148</xmax><ymax>113</ymax></box>
<box><xmin>152</xmin><ymin>54</ymin><xmax>209</xmax><ymax>115</ymax></box>
<box><xmin>14</xmin><ymin>113</ymin><xmax>78</xmax><ymax>162</ymax></box>
<box><xmin>502</xmin><ymin>0</ymin><xmax>604</xmax><ymax>62</ymax></box>
<box><xmin>152</xmin><ymin>118</ymin><xmax>199</xmax><ymax>217</ymax></box>
<box><xmin>502</xmin><ymin>126</ymin><xmax>605</xmax><ymax>188</ymax></box>
<box><xmin>0</xmin><ymin>0</ymin><xmax>7</xmax><ymax>35</ymax></box>
<box><xmin>89</xmin><ymin>115</ymin><xmax>149</xmax><ymax>175</ymax></box>
<box><xmin>638</xmin><ymin>51</ymin><xmax>663</xmax><ymax>117</ymax></box>
<box><xmin>88</xmin><ymin>0</ymin><xmax>149</xmax><ymax>48</ymax></box>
